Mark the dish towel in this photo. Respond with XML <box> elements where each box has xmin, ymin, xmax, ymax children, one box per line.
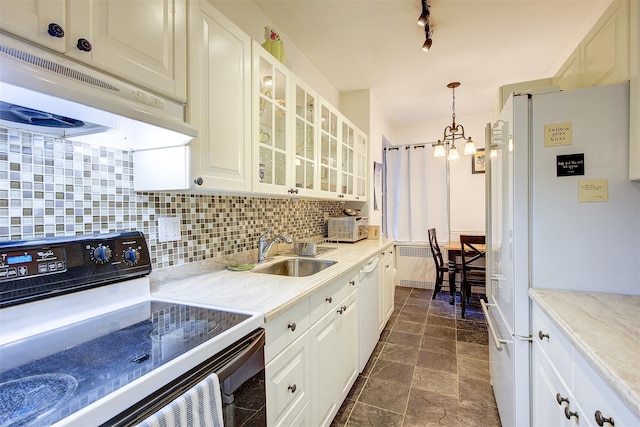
<box><xmin>137</xmin><ymin>372</ymin><xmax>224</xmax><ymax>427</ymax></box>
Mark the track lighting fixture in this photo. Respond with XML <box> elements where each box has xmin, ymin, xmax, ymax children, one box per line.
<box><xmin>421</xmin><ymin>23</ymin><xmax>433</xmax><ymax>52</ymax></box>
<box><xmin>417</xmin><ymin>0</ymin><xmax>430</xmax><ymax>27</ymax></box>
<box><xmin>418</xmin><ymin>0</ymin><xmax>433</xmax><ymax>52</ymax></box>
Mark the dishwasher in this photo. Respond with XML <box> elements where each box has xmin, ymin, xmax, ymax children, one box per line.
<box><xmin>358</xmin><ymin>255</ymin><xmax>380</xmax><ymax>372</ymax></box>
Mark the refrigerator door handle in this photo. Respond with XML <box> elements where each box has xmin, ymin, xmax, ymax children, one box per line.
<box><xmin>481</xmin><ymin>300</ymin><xmax>509</xmax><ymax>351</ymax></box>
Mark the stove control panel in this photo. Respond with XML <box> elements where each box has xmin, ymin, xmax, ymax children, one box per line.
<box><xmin>0</xmin><ymin>231</ymin><xmax>152</xmax><ymax>307</ymax></box>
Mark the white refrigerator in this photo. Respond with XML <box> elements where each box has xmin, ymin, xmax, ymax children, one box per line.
<box><xmin>483</xmin><ymin>82</ymin><xmax>640</xmax><ymax>427</ymax></box>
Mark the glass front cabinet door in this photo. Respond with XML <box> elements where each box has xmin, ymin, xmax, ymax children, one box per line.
<box><xmin>253</xmin><ymin>41</ymin><xmax>291</xmax><ymax>194</ymax></box>
<box><xmin>292</xmin><ymin>77</ymin><xmax>318</xmax><ymax>197</ymax></box>
<box><xmin>318</xmin><ymin>99</ymin><xmax>340</xmax><ymax>198</ymax></box>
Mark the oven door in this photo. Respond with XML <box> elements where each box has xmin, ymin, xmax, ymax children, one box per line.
<box><xmin>102</xmin><ymin>328</ymin><xmax>266</xmax><ymax>427</ymax></box>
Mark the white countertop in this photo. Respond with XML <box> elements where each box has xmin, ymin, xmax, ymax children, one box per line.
<box><xmin>151</xmin><ymin>239</ymin><xmax>394</xmax><ymax>322</ymax></box>
<box><xmin>529</xmin><ymin>288</ymin><xmax>640</xmax><ymax>418</ymax></box>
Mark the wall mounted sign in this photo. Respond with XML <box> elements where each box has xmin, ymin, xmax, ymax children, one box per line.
<box><xmin>578</xmin><ymin>179</ymin><xmax>608</xmax><ymax>202</ymax></box>
<box><xmin>544</xmin><ymin>122</ymin><xmax>572</xmax><ymax>147</ymax></box>
<box><xmin>557</xmin><ymin>153</ymin><xmax>584</xmax><ymax>176</ymax></box>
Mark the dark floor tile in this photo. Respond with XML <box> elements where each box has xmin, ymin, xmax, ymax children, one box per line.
<box><xmin>346</xmin><ymin>401</ymin><xmax>404</xmax><ymax>426</ymax></box>
<box><xmin>416</xmin><ymin>349</ymin><xmax>457</xmax><ymax>374</ymax></box>
<box><xmin>398</xmin><ymin>310</ymin><xmax>428</xmax><ymax>324</ymax></box>
<box><xmin>457</xmin><ymin>401</ymin><xmax>501</xmax><ymax>427</ymax></box>
<box><xmin>424</xmin><ymin>324</ymin><xmax>456</xmax><ymax>340</ymax></box>
<box><xmin>387</xmin><ymin>330</ymin><xmax>422</xmax><ymax>348</ymax></box>
<box><xmin>331</xmin><ymin>398</ymin><xmax>356</xmax><ymax>427</ymax></box>
<box><xmin>370</xmin><ymin>360</ymin><xmax>415</xmax><ymax>384</ymax></box>
<box><xmin>346</xmin><ymin>375</ymin><xmax>368</xmax><ymax>401</ymax></box>
<box><xmin>379</xmin><ymin>328</ymin><xmax>391</xmax><ymax>343</ymax></box>
<box><xmin>456</xmin><ymin>329</ymin><xmax>489</xmax><ymax>345</ymax></box>
<box><xmin>357</xmin><ymin>376</ymin><xmax>411</xmax><ymax>415</ymax></box>
<box><xmin>428</xmin><ymin>304</ymin><xmax>456</xmax><ymax>318</ymax></box>
<box><xmin>412</xmin><ymin>366</ymin><xmax>458</xmax><ymax>398</ymax></box>
<box><xmin>458</xmin><ymin>375</ymin><xmax>498</xmax><ymax>409</ymax></box>
<box><xmin>361</xmin><ymin>341</ymin><xmax>385</xmax><ymax>377</ymax></box>
<box><xmin>426</xmin><ymin>314</ymin><xmax>456</xmax><ymax>329</ymax></box>
<box><xmin>379</xmin><ymin>342</ymin><xmax>420</xmax><ymax>366</ymax></box>
<box><xmin>401</xmin><ymin>303</ymin><xmax>429</xmax><ymax>315</ymax></box>
<box><xmin>456</xmin><ymin>318</ymin><xmax>487</xmax><ymax>332</ymax></box>
<box><xmin>420</xmin><ymin>335</ymin><xmax>456</xmax><ymax>356</ymax></box>
<box><xmin>456</xmin><ymin>341</ymin><xmax>489</xmax><ymax>362</ymax></box>
<box><xmin>403</xmin><ymin>388</ymin><xmax>461</xmax><ymax>427</ymax></box>
<box><xmin>457</xmin><ymin>356</ymin><xmax>490</xmax><ymax>381</ymax></box>
<box><xmin>409</xmin><ymin>288</ymin><xmax>432</xmax><ymax>298</ymax></box>
<box><xmin>406</xmin><ymin>296</ymin><xmax>430</xmax><ymax>308</ymax></box>
<box><xmin>393</xmin><ymin>319</ymin><xmax>425</xmax><ymax>335</ymax></box>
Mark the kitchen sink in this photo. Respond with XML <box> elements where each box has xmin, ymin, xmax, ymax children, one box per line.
<box><xmin>253</xmin><ymin>258</ymin><xmax>337</xmax><ymax>277</ymax></box>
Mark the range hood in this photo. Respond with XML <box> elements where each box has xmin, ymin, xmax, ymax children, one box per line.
<box><xmin>0</xmin><ymin>33</ymin><xmax>196</xmax><ymax>151</ymax></box>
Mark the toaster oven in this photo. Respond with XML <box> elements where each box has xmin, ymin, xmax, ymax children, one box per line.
<box><xmin>328</xmin><ymin>216</ymin><xmax>369</xmax><ymax>242</ymax></box>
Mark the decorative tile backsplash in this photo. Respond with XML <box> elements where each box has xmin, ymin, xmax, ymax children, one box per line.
<box><xmin>0</xmin><ymin>127</ymin><xmax>344</xmax><ymax>270</ymax></box>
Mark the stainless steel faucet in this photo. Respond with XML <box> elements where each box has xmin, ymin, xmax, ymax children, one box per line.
<box><xmin>258</xmin><ymin>228</ymin><xmax>293</xmax><ymax>263</ymax></box>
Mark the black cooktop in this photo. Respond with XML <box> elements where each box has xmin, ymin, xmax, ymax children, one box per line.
<box><xmin>0</xmin><ymin>300</ymin><xmax>250</xmax><ymax>426</ymax></box>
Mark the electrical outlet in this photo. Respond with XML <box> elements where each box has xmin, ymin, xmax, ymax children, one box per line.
<box><xmin>158</xmin><ymin>216</ymin><xmax>181</xmax><ymax>242</ymax></box>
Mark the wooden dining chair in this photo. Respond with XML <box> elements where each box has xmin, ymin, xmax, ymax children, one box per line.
<box><xmin>459</xmin><ymin>234</ymin><xmax>486</xmax><ymax>318</ymax></box>
<box><xmin>428</xmin><ymin>228</ymin><xmax>454</xmax><ymax>304</ymax></box>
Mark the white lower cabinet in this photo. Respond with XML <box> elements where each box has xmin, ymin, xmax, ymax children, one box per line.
<box><xmin>265</xmin><ymin>331</ymin><xmax>311</xmax><ymax>426</ymax></box>
<box><xmin>264</xmin><ymin>269</ymin><xmax>361</xmax><ymax>426</ymax></box>
<box><xmin>532</xmin><ymin>303</ymin><xmax>639</xmax><ymax>427</ymax></box>
<box><xmin>379</xmin><ymin>248</ymin><xmax>395</xmax><ymax>332</ymax></box>
<box><xmin>310</xmin><ymin>288</ymin><xmax>359</xmax><ymax>427</ymax></box>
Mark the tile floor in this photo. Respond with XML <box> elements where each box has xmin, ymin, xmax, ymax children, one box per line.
<box><xmin>331</xmin><ymin>287</ymin><xmax>502</xmax><ymax>427</ymax></box>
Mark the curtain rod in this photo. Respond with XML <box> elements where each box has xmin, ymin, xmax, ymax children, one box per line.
<box><xmin>384</xmin><ymin>142</ymin><xmax>433</xmax><ymax>151</ymax></box>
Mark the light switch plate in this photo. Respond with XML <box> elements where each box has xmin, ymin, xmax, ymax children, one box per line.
<box><xmin>158</xmin><ymin>216</ymin><xmax>181</xmax><ymax>242</ymax></box>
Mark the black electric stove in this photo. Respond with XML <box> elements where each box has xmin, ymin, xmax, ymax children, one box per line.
<box><xmin>0</xmin><ymin>232</ymin><xmax>263</xmax><ymax>426</ymax></box>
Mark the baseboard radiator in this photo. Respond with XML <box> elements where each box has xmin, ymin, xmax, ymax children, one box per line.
<box><xmin>395</xmin><ymin>244</ymin><xmax>434</xmax><ymax>289</ymax></box>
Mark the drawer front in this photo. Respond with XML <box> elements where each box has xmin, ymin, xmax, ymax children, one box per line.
<box><xmin>532</xmin><ymin>304</ymin><xmax>574</xmax><ymax>384</ymax></box>
<box><xmin>265</xmin><ymin>298</ymin><xmax>310</xmax><ymax>362</ymax></box>
<box><xmin>573</xmin><ymin>350</ymin><xmax>640</xmax><ymax>427</ymax></box>
<box><xmin>265</xmin><ymin>332</ymin><xmax>311</xmax><ymax>427</ymax></box>
<box><xmin>309</xmin><ymin>274</ymin><xmax>355</xmax><ymax>324</ymax></box>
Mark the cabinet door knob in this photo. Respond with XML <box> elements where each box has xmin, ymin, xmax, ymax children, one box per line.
<box><xmin>76</xmin><ymin>38</ymin><xmax>92</xmax><ymax>52</ymax></box>
<box><xmin>564</xmin><ymin>407</ymin><xmax>579</xmax><ymax>421</ymax></box>
<box><xmin>325</xmin><ymin>296</ymin><xmax>332</xmax><ymax>303</ymax></box>
<box><xmin>193</xmin><ymin>177</ymin><xmax>203</xmax><ymax>185</ymax></box>
<box><xmin>594</xmin><ymin>410</ymin><xmax>615</xmax><ymax>426</ymax></box>
<box><xmin>288</xmin><ymin>384</ymin><xmax>297</xmax><ymax>393</ymax></box>
<box><xmin>337</xmin><ymin>307</ymin><xmax>344</xmax><ymax>314</ymax></box>
<box><xmin>556</xmin><ymin>393</ymin><xmax>569</xmax><ymax>406</ymax></box>
<box><xmin>287</xmin><ymin>322</ymin><xmax>296</xmax><ymax>332</ymax></box>
<box><xmin>538</xmin><ymin>331</ymin><xmax>550</xmax><ymax>341</ymax></box>
<box><xmin>47</xmin><ymin>23</ymin><xmax>65</xmax><ymax>38</ymax></box>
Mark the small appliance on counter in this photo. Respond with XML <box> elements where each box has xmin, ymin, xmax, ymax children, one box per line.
<box><xmin>328</xmin><ymin>216</ymin><xmax>369</xmax><ymax>242</ymax></box>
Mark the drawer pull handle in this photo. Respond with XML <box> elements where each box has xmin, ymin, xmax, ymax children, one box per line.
<box><xmin>337</xmin><ymin>306</ymin><xmax>347</xmax><ymax>314</ymax></box>
<box><xmin>595</xmin><ymin>410</ymin><xmax>615</xmax><ymax>426</ymax></box>
<box><xmin>288</xmin><ymin>384</ymin><xmax>297</xmax><ymax>393</ymax></box>
<box><xmin>288</xmin><ymin>322</ymin><xmax>296</xmax><ymax>332</ymax></box>
<box><xmin>326</xmin><ymin>297</ymin><xmax>333</xmax><ymax>303</ymax></box>
<box><xmin>564</xmin><ymin>407</ymin><xmax>579</xmax><ymax>421</ymax></box>
<box><xmin>538</xmin><ymin>331</ymin><xmax>550</xmax><ymax>341</ymax></box>
<box><xmin>556</xmin><ymin>393</ymin><xmax>569</xmax><ymax>406</ymax></box>
<box><xmin>350</xmin><ymin>280</ymin><xmax>355</xmax><ymax>286</ymax></box>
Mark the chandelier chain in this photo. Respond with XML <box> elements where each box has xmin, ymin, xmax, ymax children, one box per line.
<box><xmin>452</xmin><ymin>86</ymin><xmax>456</xmax><ymax>120</ymax></box>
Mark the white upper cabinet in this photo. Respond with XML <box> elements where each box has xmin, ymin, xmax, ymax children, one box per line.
<box><xmin>318</xmin><ymin>99</ymin><xmax>341</xmax><ymax>199</ymax></box>
<box><xmin>0</xmin><ymin>0</ymin><xmax>66</xmax><ymax>52</ymax></box>
<box><xmin>252</xmin><ymin>40</ymin><xmax>294</xmax><ymax>195</ymax></box>
<box><xmin>0</xmin><ymin>0</ymin><xmax>187</xmax><ymax>101</ymax></box>
<box><xmin>188</xmin><ymin>0</ymin><xmax>251</xmax><ymax>192</ymax></box>
<box><xmin>292</xmin><ymin>76</ymin><xmax>319</xmax><ymax>197</ymax></box>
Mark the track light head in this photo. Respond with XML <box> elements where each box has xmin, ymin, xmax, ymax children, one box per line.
<box><xmin>422</xmin><ymin>37</ymin><xmax>433</xmax><ymax>52</ymax></box>
<box><xmin>417</xmin><ymin>0</ymin><xmax>430</xmax><ymax>27</ymax></box>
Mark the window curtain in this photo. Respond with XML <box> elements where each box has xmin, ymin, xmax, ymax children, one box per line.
<box><xmin>384</xmin><ymin>145</ymin><xmax>448</xmax><ymax>243</ymax></box>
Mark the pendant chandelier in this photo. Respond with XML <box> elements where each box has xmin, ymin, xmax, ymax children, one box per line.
<box><xmin>432</xmin><ymin>82</ymin><xmax>477</xmax><ymax>160</ymax></box>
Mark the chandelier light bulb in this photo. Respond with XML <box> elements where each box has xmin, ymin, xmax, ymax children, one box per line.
<box><xmin>448</xmin><ymin>146</ymin><xmax>460</xmax><ymax>161</ymax></box>
<box><xmin>433</xmin><ymin>142</ymin><xmax>445</xmax><ymax>157</ymax></box>
<box><xmin>463</xmin><ymin>138</ymin><xmax>477</xmax><ymax>155</ymax></box>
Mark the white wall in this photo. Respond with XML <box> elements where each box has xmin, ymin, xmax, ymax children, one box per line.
<box><xmin>392</xmin><ymin>112</ymin><xmax>491</xmax><ymax>241</ymax></box>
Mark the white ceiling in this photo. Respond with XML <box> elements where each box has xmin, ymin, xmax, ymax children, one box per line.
<box><xmin>220</xmin><ymin>0</ymin><xmax>611</xmax><ymax>125</ymax></box>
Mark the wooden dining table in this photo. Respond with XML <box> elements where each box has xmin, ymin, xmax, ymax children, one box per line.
<box><xmin>443</xmin><ymin>241</ymin><xmax>486</xmax><ymax>302</ymax></box>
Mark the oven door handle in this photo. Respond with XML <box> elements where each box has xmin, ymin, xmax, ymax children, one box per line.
<box><xmin>217</xmin><ymin>328</ymin><xmax>265</xmax><ymax>382</ymax></box>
